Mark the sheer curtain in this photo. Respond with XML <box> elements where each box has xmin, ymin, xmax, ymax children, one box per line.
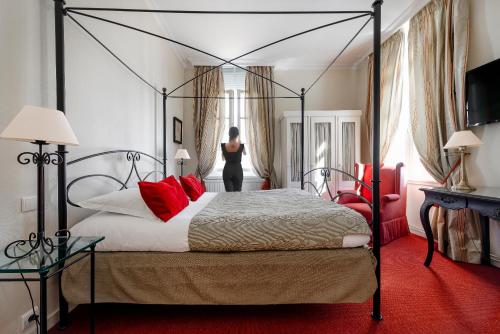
<box><xmin>408</xmin><ymin>0</ymin><xmax>481</xmax><ymax>263</ymax></box>
<box><xmin>193</xmin><ymin>66</ymin><xmax>225</xmax><ymax>180</ymax></box>
<box><xmin>363</xmin><ymin>30</ymin><xmax>405</xmax><ymax>162</ymax></box>
<box><xmin>245</xmin><ymin>66</ymin><xmax>279</xmax><ymax>188</ymax></box>
<box><xmin>341</xmin><ymin>122</ymin><xmax>355</xmax><ymax>181</ymax></box>
<box><xmin>290</xmin><ymin>123</ymin><xmax>301</xmax><ymax>182</ymax></box>
<box><xmin>315</xmin><ymin>123</ymin><xmax>331</xmax><ymax>169</ymax></box>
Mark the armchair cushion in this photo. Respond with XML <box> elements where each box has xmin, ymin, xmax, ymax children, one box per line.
<box><xmin>336</xmin><ymin>190</ymin><xmax>361</xmax><ymax>204</ymax></box>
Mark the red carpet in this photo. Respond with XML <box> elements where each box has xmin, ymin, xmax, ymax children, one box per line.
<box><xmin>52</xmin><ymin>235</ymin><xmax>500</xmax><ymax>334</ymax></box>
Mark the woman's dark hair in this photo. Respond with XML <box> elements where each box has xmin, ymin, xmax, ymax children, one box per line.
<box><xmin>229</xmin><ymin>126</ymin><xmax>239</xmax><ymax>140</ymax></box>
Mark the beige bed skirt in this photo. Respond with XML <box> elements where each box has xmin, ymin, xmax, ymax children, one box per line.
<box><xmin>62</xmin><ymin>247</ymin><xmax>377</xmax><ymax>305</ymax></box>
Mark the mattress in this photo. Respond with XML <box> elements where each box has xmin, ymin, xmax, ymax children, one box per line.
<box><xmin>70</xmin><ymin>191</ymin><xmax>371</xmax><ymax>252</ymax></box>
<box><xmin>62</xmin><ymin>247</ymin><xmax>377</xmax><ymax>305</ymax></box>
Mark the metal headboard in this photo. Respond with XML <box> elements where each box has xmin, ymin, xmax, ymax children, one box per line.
<box><xmin>66</xmin><ymin>150</ymin><xmax>165</xmax><ymax>207</ymax></box>
<box><xmin>303</xmin><ymin>167</ymin><xmax>372</xmax><ymax>207</ymax></box>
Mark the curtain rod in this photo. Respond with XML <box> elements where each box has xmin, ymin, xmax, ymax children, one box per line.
<box><xmin>65</xmin><ymin>8</ymin><xmax>374</xmax><ymax>15</ymax></box>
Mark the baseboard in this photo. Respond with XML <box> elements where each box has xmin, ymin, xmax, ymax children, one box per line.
<box><xmin>409</xmin><ymin>225</ymin><xmax>426</xmax><ymax>237</ymax></box>
<box><xmin>491</xmin><ymin>254</ymin><xmax>500</xmax><ymax>268</ymax></box>
<box><xmin>23</xmin><ymin>309</ymin><xmax>59</xmax><ymax>334</ymax></box>
<box><xmin>409</xmin><ymin>227</ymin><xmax>500</xmax><ymax>269</ymax></box>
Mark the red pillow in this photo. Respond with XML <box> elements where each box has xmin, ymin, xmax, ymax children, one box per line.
<box><xmin>360</xmin><ymin>164</ymin><xmax>383</xmax><ymax>203</ymax></box>
<box><xmin>162</xmin><ymin>176</ymin><xmax>189</xmax><ymax>207</ymax></box>
<box><xmin>179</xmin><ymin>174</ymin><xmax>204</xmax><ymax>201</ymax></box>
<box><xmin>138</xmin><ymin>181</ymin><xmax>188</xmax><ymax>222</ymax></box>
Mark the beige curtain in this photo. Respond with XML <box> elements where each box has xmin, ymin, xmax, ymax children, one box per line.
<box><xmin>193</xmin><ymin>66</ymin><xmax>225</xmax><ymax>180</ymax></box>
<box><xmin>409</xmin><ymin>0</ymin><xmax>481</xmax><ymax>263</ymax></box>
<box><xmin>363</xmin><ymin>30</ymin><xmax>405</xmax><ymax>162</ymax></box>
<box><xmin>245</xmin><ymin>66</ymin><xmax>279</xmax><ymax>188</ymax></box>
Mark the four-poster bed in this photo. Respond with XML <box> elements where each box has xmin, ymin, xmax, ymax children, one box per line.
<box><xmin>52</xmin><ymin>0</ymin><xmax>384</xmax><ymax>329</ymax></box>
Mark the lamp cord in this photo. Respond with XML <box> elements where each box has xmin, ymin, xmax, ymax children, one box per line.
<box><xmin>14</xmin><ymin>248</ymin><xmax>40</xmax><ymax>334</ymax></box>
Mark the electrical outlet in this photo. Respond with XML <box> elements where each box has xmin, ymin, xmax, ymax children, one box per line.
<box><xmin>21</xmin><ymin>306</ymin><xmax>39</xmax><ymax>331</ymax></box>
<box><xmin>21</xmin><ymin>196</ymin><xmax>37</xmax><ymax>212</ymax></box>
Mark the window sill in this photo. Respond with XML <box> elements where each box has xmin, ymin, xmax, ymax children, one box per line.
<box><xmin>205</xmin><ymin>175</ymin><xmax>263</xmax><ymax>182</ymax></box>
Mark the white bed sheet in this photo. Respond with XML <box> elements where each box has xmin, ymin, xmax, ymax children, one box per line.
<box><xmin>71</xmin><ymin>192</ymin><xmax>370</xmax><ymax>251</ymax></box>
<box><xmin>71</xmin><ymin>192</ymin><xmax>218</xmax><ymax>252</ymax></box>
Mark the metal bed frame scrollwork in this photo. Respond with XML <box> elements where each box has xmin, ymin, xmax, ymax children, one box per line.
<box><xmin>51</xmin><ymin>0</ymin><xmax>384</xmax><ymax>327</ymax></box>
<box><xmin>303</xmin><ymin>167</ymin><xmax>373</xmax><ymax>207</ymax></box>
<box><xmin>66</xmin><ymin>150</ymin><xmax>166</xmax><ymax>207</ymax></box>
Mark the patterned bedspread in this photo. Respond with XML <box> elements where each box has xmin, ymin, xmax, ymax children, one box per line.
<box><xmin>188</xmin><ymin>189</ymin><xmax>370</xmax><ymax>252</ymax></box>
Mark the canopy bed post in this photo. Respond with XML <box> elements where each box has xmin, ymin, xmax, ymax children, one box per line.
<box><xmin>54</xmin><ymin>0</ymin><xmax>70</xmax><ymax>328</ymax></box>
<box><xmin>371</xmin><ymin>0</ymin><xmax>383</xmax><ymax>321</ymax></box>
<box><xmin>162</xmin><ymin>87</ymin><xmax>167</xmax><ymax>177</ymax></box>
<box><xmin>300</xmin><ymin>88</ymin><xmax>305</xmax><ymax>190</ymax></box>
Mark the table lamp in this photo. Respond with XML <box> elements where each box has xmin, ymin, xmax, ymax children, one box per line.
<box><xmin>174</xmin><ymin>149</ymin><xmax>190</xmax><ymax>176</ymax></box>
<box><xmin>0</xmin><ymin>105</ymin><xmax>79</xmax><ymax>258</ymax></box>
<box><xmin>444</xmin><ymin>130</ymin><xmax>482</xmax><ymax>192</ymax></box>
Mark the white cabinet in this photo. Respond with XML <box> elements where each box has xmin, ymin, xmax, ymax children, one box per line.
<box><xmin>280</xmin><ymin>110</ymin><xmax>361</xmax><ymax>195</ymax></box>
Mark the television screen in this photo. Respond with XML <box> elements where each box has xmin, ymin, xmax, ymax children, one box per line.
<box><xmin>466</xmin><ymin>58</ymin><xmax>500</xmax><ymax>127</ymax></box>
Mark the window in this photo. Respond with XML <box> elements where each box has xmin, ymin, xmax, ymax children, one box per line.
<box><xmin>209</xmin><ymin>67</ymin><xmax>256</xmax><ymax>177</ymax></box>
<box><xmin>384</xmin><ymin>22</ymin><xmax>434</xmax><ymax>182</ymax></box>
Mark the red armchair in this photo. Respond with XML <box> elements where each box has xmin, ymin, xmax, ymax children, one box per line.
<box><xmin>337</xmin><ymin>163</ymin><xmax>409</xmax><ymax>245</ymax></box>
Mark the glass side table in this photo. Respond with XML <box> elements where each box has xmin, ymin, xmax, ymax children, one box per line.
<box><xmin>0</xmin><ymin>236</ymin><xmax>104</xmax><ymax>334</ymax></box>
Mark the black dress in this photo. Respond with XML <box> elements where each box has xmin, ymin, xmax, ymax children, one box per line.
<box><xmin>222</xmin><ymin>143</ymin><xmax>244</xmax><ymax>192</ymax></box>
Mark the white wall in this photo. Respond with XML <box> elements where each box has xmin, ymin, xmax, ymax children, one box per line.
<box><xmin>0</xmin><ymin>0</ymin><xmax>185</xmax><ymax>332</ymax></box>
<box><xmin>404</xmin><ymin>0</ymin><xmax>500</xmax><ymax>267</ymax></box>
<box><xmin>467</xmin><ymin>0</ymin><xmax>500</xmax><ymax>266</ymax></box>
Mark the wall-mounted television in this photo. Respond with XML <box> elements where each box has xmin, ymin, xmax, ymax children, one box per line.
<box><xmin>466</xmin><ymin>58</ymin><xmax>500</xmax><ymax>127</ymax></box>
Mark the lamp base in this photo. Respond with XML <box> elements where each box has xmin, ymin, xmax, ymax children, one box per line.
<box><xmin>4</xmin><ymin>230</ymin><xmax>71</xmax><ymax>259</ymax></box>
<box><xmin>451</xmin><ymin>183</ymin><xmax>476</xmax><ymax>193</ymax></box>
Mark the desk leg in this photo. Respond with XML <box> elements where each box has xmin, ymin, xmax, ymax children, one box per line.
<box><xmin>90</xmin><ymin>246</ymin><xmax>95</xmax><ymax>334</ymax></box>
<box><xmin>40</xmin><ymin>270</ymin><xmax>48</xmax><ymax>334</ymax></box>
<box><xmin>420</xmin><ymin>201</ymin><xmax>434</xmax><ymax>267</ymax></box>
<box><xmin>479</xmin><ymin>215</ymin><xmax>490</xmax><ymax>265</ymax></box>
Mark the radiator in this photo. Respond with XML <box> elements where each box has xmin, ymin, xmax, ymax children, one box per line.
<box><xmin>204</xmin><ymin>177</ymin><xmax>263</xmax><ymax>192</ymax></box>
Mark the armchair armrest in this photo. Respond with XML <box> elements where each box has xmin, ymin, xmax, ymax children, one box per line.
<box><xmin>382</xmin><ymin>194</ymin><xmax>400</xmax><ymax>203</ymax></box>
<box><xmin>336</xmin><ymin>190</ymin><xmax>363</xmax><ymax>204</ymax></box>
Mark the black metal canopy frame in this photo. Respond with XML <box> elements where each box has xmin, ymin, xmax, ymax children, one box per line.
<box><xmin>52</xmin><ymin>0</ymin><xmax>383</xmax><ymax>327</ymax></box>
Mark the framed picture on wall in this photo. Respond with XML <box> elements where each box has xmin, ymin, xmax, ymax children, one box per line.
<box><xmin>173</xmin><ymin>117</ymin><xmax>182</xmax><ymax>144</ymax></box>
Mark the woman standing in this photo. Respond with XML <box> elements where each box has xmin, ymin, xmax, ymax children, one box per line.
<box><xmin>222</xmin><ymin>127</ymin><xmax>246</xmax><ymax>192</ymax></box>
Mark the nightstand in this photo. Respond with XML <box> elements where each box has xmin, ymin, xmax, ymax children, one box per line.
<box><xmin>0</xmin><ymin>236</ymin><xmax>104</xmax><ymax>334</ymax></box>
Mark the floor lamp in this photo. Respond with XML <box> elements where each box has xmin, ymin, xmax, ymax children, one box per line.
<box><xmin>1</xmin><ymin>105</ymin><xmax>79</xmax><ymax>258</ymax></box>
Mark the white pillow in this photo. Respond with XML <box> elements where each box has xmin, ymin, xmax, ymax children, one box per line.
<box><xmin>78</xmin><ymin>188</ymin><xmax>159</xmax><ymax>221</ymax></box>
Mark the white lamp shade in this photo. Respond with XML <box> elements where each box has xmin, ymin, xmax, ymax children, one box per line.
<box><xmin>0</xmin><ymin>105</ymin><xmax>79</xmax><ymax>145</ymax></box>
<box><xmin>444</xmin><ymin>130</ymin><xmax>482</xmax><ymax>149</ymax></box>
<box><xmin>174</xmin><ymin>149</ymin><xmax>190</xmax><ymax>160</ymax></box>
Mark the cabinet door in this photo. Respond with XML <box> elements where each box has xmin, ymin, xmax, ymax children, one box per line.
<box><xmin>337</xmin><ymin>116</ymin><xmax>360</xmax><ymax>190</ymax></box>
<box><xmin>285</xmin><ymin>117</ymin><xmax>307</xmax><ymax>189</ymax></box>
<box><xmin>308</xmin><ymin>117</ymin><xmax>335</xmax><ymax>195</ymax></box>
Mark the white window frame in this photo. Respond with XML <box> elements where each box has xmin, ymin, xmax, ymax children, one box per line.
<box><xmin>208</xmin><ymin>68</ymin><xmax>257</xmax><ymax>179</ymax></box>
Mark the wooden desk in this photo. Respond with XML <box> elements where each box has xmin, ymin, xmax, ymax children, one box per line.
<box><xmin>419</xmin><ymin>187</ymin><xmax>500</xmax><ymax>266</ymax></box>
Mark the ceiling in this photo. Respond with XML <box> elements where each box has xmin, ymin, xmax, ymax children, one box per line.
<box><xmin>148</xmin><ymin>0</ymin><xmax>430</xmax><ymax>69</ymax></box>
<box><xmin>69</xmin><ymin>0</ymin><xmax>430</xmax><ymax>69</ymax></box>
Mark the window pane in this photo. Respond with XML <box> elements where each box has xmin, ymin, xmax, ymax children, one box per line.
<box><xmin>209</xmin><ymin>67</ymin><xmax>256</xmax><ymax>179</ymax></box>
